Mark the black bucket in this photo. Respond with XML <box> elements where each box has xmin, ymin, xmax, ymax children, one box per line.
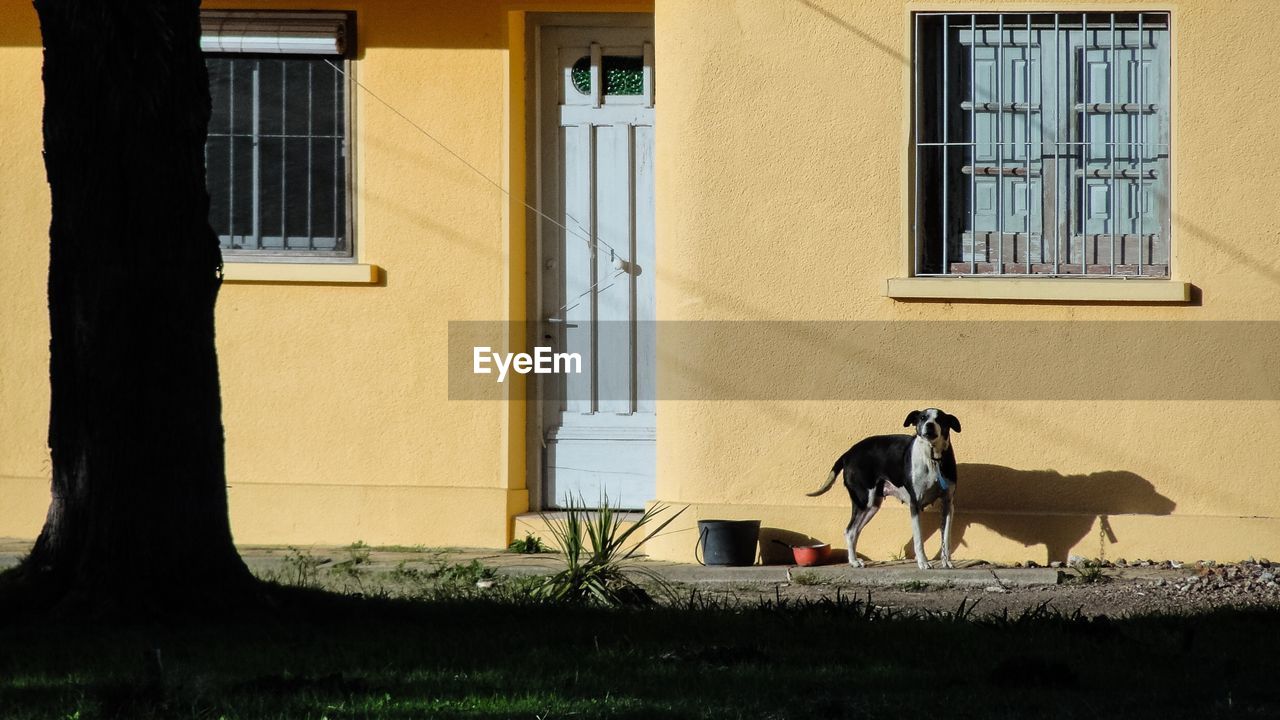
<box><xmin>695</xmin><ymin>519</ymin><xmax>761</xmax><ymax>566</ymax></box>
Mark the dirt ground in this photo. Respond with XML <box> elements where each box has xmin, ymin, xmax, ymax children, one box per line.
<box><xmin>692</xmin><ymin>561</ymin><xmax>1280</xmax><ymax>617</ymax></box>
<box><xmin>4</xmin><ymin>538</ymin><xmax>1277</xmax><ymax>617</ymax></box>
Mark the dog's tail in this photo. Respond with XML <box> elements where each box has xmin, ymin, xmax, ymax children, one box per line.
<box><xmin>806</xmin><ymin>456</ymin><xmax>844</xmax><ymax>497</ymax></box>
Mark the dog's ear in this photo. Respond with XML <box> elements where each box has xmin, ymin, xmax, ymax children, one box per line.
<box><xmin>941</xmin><ymin>412</ymin><xmax>961</xmax><ymax>433</ymax></box>
<box><xmin>903</xmin><ymin>410</ymin><xmax>921</xmax><ymax>428</ymax></box>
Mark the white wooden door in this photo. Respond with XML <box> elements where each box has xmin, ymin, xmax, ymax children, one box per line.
<box><xmin>537</xmin><ymin>23</ymin><xmax>655</xmax><ymax>510</ymax></box>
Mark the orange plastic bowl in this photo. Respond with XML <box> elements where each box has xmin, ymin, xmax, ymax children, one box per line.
<box><xmin>792</xmin><ymin>543</ymin><xmax>831</xmax><ymax>567</ymax></box>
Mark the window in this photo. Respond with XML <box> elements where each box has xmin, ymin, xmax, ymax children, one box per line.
<box><xmin>913</xmin><ymin>13</ymin><xmax>1170</xmax><ymax>277</ymax></box>
<box><xmin>571</xmin><ymin>54</ymin><xmax>646</xmax><ymax>96</ymax></box>
<box><xmin>201</xmin><ymin>12</ymin><xmax>353</xmax><ymax>259</ymax></box>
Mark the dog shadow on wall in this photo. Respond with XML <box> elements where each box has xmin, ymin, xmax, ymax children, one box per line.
<box><xmin>902</xmin><ymin>464</ymin><xmax>1176</xmax><ymax>564</ymax></box>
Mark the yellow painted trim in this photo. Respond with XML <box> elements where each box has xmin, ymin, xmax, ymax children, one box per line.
<box><xmin>885</xmin><ymin>277</ymin><xmax>1192</xmax><ymax>302</ymax></box>
<box><xmin>222</xmin><ymin>483</ymin><xmax>523</xmax><ymax>546</ymax></box>
<box><xmin>504</xmin><ymin>10</ymin><xmax>530</xmax><ymax>540</ymax></box>
<box><xmin>514</xmin><ymin>511</ymin><xmax>643</xmax><ymax>552</ymax></box>
<box><xmin>221</xmin><ymin>262</ymin><xmax>379</xmax><ymax>284</ymax></box>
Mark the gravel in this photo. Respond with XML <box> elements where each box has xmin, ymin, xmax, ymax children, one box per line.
<box><xmin>696</xmin><ymin>558</ymin><xmax>1280</xmax><ymax>617</ymax></box>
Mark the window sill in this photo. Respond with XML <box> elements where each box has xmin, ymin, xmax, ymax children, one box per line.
<box><xmin>885</xmin><ymin>277</ymin><xmax>1192</xmax><ymax>303</ymax></box>
<box><xmin>222</xmin><ymin>262</ymin><xmax>379</xmax><ymax>285</ymax></box>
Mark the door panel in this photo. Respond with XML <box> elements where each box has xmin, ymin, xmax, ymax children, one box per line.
<box><xmin>634</xmin><ymin>123</ymin><xmax>656</xmax><ymax>416</ymax></box>
<box><xmin>595</xmin><ymin>123</ymin><xmax>634</xmax><ymax>416</ymax></box>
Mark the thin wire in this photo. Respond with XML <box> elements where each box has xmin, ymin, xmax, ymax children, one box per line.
<box><xmin>554</xmin><ymin>269</ymin><xmax>626</xmax><ymax>319</ymax></box>
<box><xmin>323</xmin><ymin>59</ymin><xmax>630</xmax><ymax>265</ymax></box>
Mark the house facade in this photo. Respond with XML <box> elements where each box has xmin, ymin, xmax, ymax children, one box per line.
<box><xmin>2</xmin><ymin>1</ymin><xmax>1278</xmax><ymax>564</ymax></box>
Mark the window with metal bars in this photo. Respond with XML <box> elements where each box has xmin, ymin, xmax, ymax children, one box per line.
<box><xmin>913</xmin><ymin>12</ymin><xmax>1170</xmax><ymax>277</ymax></box>
<box><xmin>202</xmin><ymin>12</ymin><xmax>352</xmax><ymax>258</ymax></box>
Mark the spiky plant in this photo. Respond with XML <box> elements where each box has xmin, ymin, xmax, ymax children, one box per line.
<box><xmin>536</xmin><ymin>495</ymin><xmax>685</xmax><ymax>606</ymax></box>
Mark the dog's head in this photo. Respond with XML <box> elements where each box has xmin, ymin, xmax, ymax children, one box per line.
<box><xmin>904</xmin><ymin>408</ymin><xmax>961</xmax><ymax>452</ymax></box>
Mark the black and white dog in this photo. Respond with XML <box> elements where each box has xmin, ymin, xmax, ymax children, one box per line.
<box><xmin>807</xmin><ymin>409</ymin><xmax>961</xmax><ymax>569</ymax></box>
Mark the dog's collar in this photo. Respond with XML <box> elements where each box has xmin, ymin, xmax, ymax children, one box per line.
<box><xmin>917</xmin><ymin>438</ymin><xmax>952</xmax><ymax>490</ymax></box>
<box><xmin>916</xmin><ymin>436</ymin><xmax>946</xmax><ymax>462</ymax></box>
<box><xmin>930</xmin><ymin>446</ymin><xmax>950</xmax><ymax>489</ymax></box>
<box><xmin>932</xmin><ymin>445</ymin><xmax>951</xmax><ymax>490</ymax></box>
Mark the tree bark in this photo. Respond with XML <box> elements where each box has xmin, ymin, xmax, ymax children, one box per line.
<box><xmin>15</xmin><ymin>0</ymin><xmax>257</xmax><ymax>617</ymax></box>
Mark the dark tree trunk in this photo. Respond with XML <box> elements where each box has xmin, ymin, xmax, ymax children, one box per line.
<box><xmin>15</xmin><ymin>0</ymin><xmax>257</xmax><ymax>616</ymax></box>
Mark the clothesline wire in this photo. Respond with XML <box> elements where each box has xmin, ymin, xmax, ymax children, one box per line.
<box><xmin>323</xmin><ymin>59</ymin><xmax>631</xmax><ymax>273</ymax></box>
<box><xmin>558</xmin><ymin>269</ymin><xmax>625</xmax><ymax>318</ymax></box>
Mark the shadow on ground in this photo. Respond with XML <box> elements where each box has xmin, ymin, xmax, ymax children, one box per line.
<box><xmin>0</xmin><ymin>586</ymin><xmax>1275</xmax><ymax>719</ymax></box>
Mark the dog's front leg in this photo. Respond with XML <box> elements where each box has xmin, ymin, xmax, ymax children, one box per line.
<box><xmin>909</xmin><ymin>504</ymin><xmax>930</xmax><ymax>570</ymax></box>
<box><xmin>939</xmin><ymin>493</ymin><xmax>955</xmax><ymax>569</ymax></box>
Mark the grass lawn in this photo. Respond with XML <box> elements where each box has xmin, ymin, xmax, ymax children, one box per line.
<box><xmin>1</xmin><ymin>586</ymin><xmax>1277</xmax><ymax>720</ymax></box>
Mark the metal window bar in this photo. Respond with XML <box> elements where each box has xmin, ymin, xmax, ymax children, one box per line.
<box><xmin>251</xmin><ymin>62</ymin><xmax>261</xmax><ymax>249</ymax></box>
<box><xmin>307</xmin><ymin>62</ymin><xmax>314</xmax><ymax>250</ymax></box>
<box><xmin>228</xmin><ymin>60</ymin><xmax>236</xmax><ymax>245</ymax></box>
<box><xmin>1109</xmin><ymin>13</ymin><xmax>1117</xmax><ymax>274</ymax></box>
<box><xmin>969</xmin><ymin>13</ymin><xmax>977</xmax><ymax>274</ymax></box>
<box><xmin>942</xmin><ymin>15</ymin><xmax>949</xmax><ymax>275</ymax></box>
<box><xmin>914</xmin><ymin>12</ymin><xmax>1169</xmax><ymax>278</ymax></box>
<box><xmin>919</xmin><ymin>140</ymin><xmax>1166</xmax><ymax>147</ymax></box>
<box><xmin>333</xmin><ymin>62</ymin><xmax>340</xmax><ymax>252</ymax></box>
<box><xmin>1025</xmin><ymin>12</ymin><xmax>1032</xmax><ymax>273</ymax></box>
<box><xmin>1141</xmin><ymin>14</ymin><xmax>1152</xmax><ymax>278</ymax></box>
<box><xmin>1053</xmin><ymin>12</ymin><xmax>1060</xmax><ymax>274</ymax></box>
<box><xmin>914</xmin><ymin>13</ymin><xmax>921</xmax><ymax>276</ymax></box>
<box><xmin>280</xmin><ymin>60</ymin><xmax>287</xmax><ymax>250</ymax></box>
<box><xmin>1081</xmin><ymin>13</ymin><xmax>1088</xmax><ymax>275</ymax></box>
<box><xmin>997</xmin><ymin>15</ymin><xmax>1004</xmax><ymax>271</ymax></box>
<box><xmin>207</xmin><ymin>57</ymin><xmax>349</xmax><ymax>256</ymax></box>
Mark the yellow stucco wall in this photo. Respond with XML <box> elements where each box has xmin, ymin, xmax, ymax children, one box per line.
<box><xmin>0</xmin><ymin>0</ymin><xmax>650</xmax><ymax>548</ymax></box>
<box><xmin>2</xmin><ymin>1</ymin><xmax>1279</xmax><ymax>563</ymax></box>
<box><xmin>0</xmin><ymin>10</ymin><xmax>49</xmax><ymax>541</ymax></box>
<box><xmin>646</xmin><ymin>0</ymin><xmax>1280</xmax><ymax>564</ymax></box>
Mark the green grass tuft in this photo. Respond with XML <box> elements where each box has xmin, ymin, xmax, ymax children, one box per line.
<box><xmin>790</xmin><ymin>570</ymin><xmax>826</xmax><ymax>586</ymax></box>
<box><xmin>508</xmin><ymin>533</ymin><xmax>551</xmax><ymax>554</ymax></box>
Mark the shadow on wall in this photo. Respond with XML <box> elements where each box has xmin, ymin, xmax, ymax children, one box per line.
<box><xmin>907</xmin><ymin>464</ymin><xmax>1177</xmax><ymax>564</ymax></box>
<box><xmin>762</xmin><ymin>465</ymin><xmax>1177</xmax><ymax>566</ymax></box>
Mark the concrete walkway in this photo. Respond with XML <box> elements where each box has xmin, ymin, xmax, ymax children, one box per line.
<box><xmin>0</xmin><ymin>539</ymin><xmax>1060</xmax><ymax>589</ymax></box>
<box><xmin>656</xmin><ymin>562</ymin><xmax>1060</xmax><ymax>588</ymax></box>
